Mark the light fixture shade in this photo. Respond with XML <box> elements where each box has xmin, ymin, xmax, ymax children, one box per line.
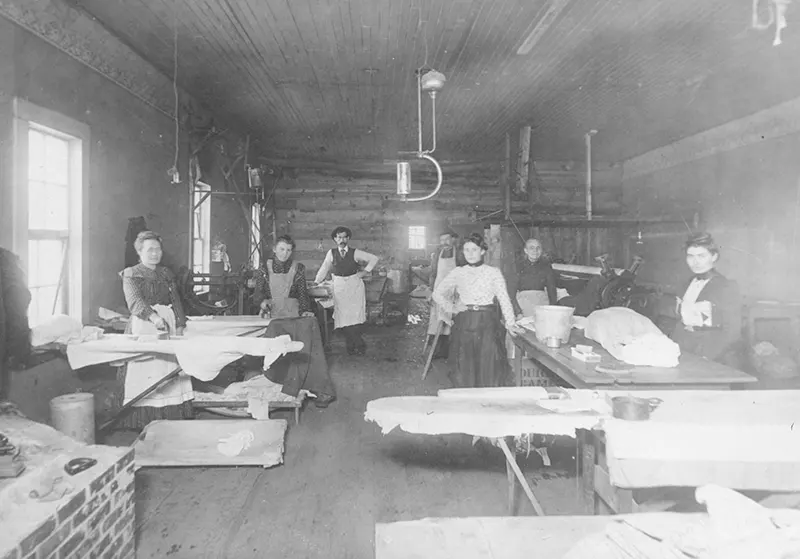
<box><xmin>397</xmin><ymin>162</ymin><xmax>411</xmax><ymax>196</ymax></box>
<box><xmin>420</xmin><ymin>70</ymin><xmax>446</xmax><ymax>93</ymax></box>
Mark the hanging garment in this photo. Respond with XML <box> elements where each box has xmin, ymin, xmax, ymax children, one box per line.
<box><xmin>427</xmin><ymin>249</ymin><xmax>457</xmax><ymax>336</ymax></box>
<box><xmin>123</xmin><ymin>305</ymin><xmax>194</xmax><ymax>408</ymax></box>
<box><xmin>266</xmin><ymin>259</ymin><xmax>300</xmax><ymax>318</ymax></box>
<box><xmin>332</xmin><ymin>274</ymin><xmax>366</xmax><ymax>329</ymax></box>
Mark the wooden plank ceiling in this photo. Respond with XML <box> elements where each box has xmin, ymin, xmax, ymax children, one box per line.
<box><xmin>73</xmin><ymin>0</ymin><xmax>800</xmax><ymax>164</ymax></box>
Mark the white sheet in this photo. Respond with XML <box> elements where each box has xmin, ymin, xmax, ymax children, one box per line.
<box><xmin>66</xmin><ymin>334</ymin><xmax>303</xmax><ymax>381</ymax></box>
<box><xmin>364</xmin><ymin>396</ymin><xmax>604</xmax><ymax>438</ymax></box>
<box><xmin>585</xmin><ymin>307</ymin><xmax>680</xmax><ymax>367</ymax></box>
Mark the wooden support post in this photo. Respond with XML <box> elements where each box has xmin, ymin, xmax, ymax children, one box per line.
<box><xmin>504</xmin><ymin>132</ymin><xmax>512</xmax><ymax>220</ymax></box>
<box><xmin>517</xmin><ymin>126</ymin><xmax>531</xmax><ymax>194</ymax></box>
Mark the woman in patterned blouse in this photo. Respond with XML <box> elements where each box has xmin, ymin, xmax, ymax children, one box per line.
<box><xmin>433</xmin><ymin>232</ymin><xmax>523</xmax><ymax>388</ymax></box>
<box><xmin>116</xmin><ymin>231</ymin><xmax>192</xmax><ymax>429</ymax></box>
<box><xmin>252</xmin><ymin>235</ymin><xmax>314</xmax><ymax>318</ymax></box>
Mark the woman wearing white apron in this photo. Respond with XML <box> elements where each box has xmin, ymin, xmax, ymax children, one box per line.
<box><xmin>253</xmin><ymin>236</ymin><xmax>316</xmax><ymax>319</ymax></box>
<box><xmin>506</xmin><ymin>239</ymin><xmax>558</xmax><ymax>358</ymax></box>
<box><xmin>426</xmin><ymin>230</ymin><xmax>461</xmax><ymax>359</ymax></box>
<box><xmin>314</xmin><ymin>227</ymin><xmax>379</xmax><ymax>355</ymax></box>
<box><xmin>509</xmin><ymin>238</ymin><xmax>558</xmax><ymax>317</ymax></box>
<box><xmin>117</xmin><ymin>231</ymin><xmax>192</xmax><ymax>429</ymax></box>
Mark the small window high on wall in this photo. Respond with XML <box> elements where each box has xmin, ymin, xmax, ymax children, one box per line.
<box><xmin>12</xmin><ymin>100</ymin><xmax>88</xmax><ymax>326</ymax></box>
<box><xmin>408</xmin><ymin>226</ymin><xmax>426</xmax><ymax>250</ymax></box>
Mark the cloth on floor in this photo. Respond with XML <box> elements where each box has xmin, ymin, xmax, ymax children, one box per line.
<box><xmin>585</xmin><ymin>307</ymin><xmax>680</xmax><ymax>367</ymax></box>
<box><xmin>217</xmin><ymin>430</ymin><xmax>254</xmax><ymax>457</ymax></box>
<box><xmin>195</xmin><ymin>375</ymin><xmax>312</xmax><ymax>420</ymax></box>
<box><xmin>261</xmin><ymin>316</ymin><xmax>334</xmax><ymax>398</ymax></box>
<box><xmin>195</xmin><ymin>375</ymin><xmax>312</xmax><ymax>403</ymax></box>
<box><xmin>564</xmin><ymin>485</ymin><xmax>800</xmax><ymax>559</ymax></box>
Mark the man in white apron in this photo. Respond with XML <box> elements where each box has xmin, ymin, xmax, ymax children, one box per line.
<box><xmin>427</xmin><ymin>230</ymin><xmax>461</xmax><ymax>359</ymax></box>
<box><xmin>314</xmin><ymin>226</ymin><xmax>379</xmax><ymax>355</ymax></box>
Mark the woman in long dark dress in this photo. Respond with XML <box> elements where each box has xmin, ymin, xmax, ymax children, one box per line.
<box><xmin>116</xmin><ymin>231</ymin><xmax>192</xmax><ymax>429</ymax></box>
<box><xmin>433</xmin><ymin>233</ymin><xmax>523</xmax><ymax>388</ymax></box>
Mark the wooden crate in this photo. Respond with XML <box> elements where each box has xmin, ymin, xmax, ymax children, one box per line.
<box><xmin>515</xmin><ymin>357</ymin><xmax>569</xmax><ymax>388</ymax></box>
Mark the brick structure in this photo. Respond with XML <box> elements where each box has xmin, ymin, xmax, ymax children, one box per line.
<box><xmin>3</xmin><ymin>447</ymin><xmax>135</xmax><ymax>559</ymax></box>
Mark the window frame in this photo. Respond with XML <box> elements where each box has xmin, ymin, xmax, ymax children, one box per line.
<box><xmin>408</xmin><ymin>225</ymin><xmax>427</xmax><ymax>251</ymax></box>
<box><xmin>190</xmin><ymin>180</ymin><xmax>212</xmax><ymax>282</ymax></box>
<box><xmin>12</xmin><ymin>99</ymin><xmax>89</xmax><ymax>323</ymax></box>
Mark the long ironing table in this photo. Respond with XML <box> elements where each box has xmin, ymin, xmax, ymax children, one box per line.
<box><xmin>365</xmin><ymin>388</ymin><xmax>800</xmax><ymax>516</ymax></box>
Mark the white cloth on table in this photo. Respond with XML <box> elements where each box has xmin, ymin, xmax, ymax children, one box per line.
<box><xmin>183</xmin><ymin>316</ymin><xmax>271</xmax><ymax>337</ymax></box>
<box><xmin>30</xmin><ymin>315</ymin><xmax>103</xmax><ymax>347</ymax></box>
<box><xmin>171</xmin><ymin>335</ymin><xmax>293</xmax><ymax>381</ymax></box>
<box><xmin>66</xmin><ymin>332</ymin><xmax>297</xmax><ymax>382</ymax></box>
<box><xmin>584</xmin><ymin>307</ymin><xmax>680</xmax><ymax>367</ymax></box>
<box><xmin>124</xmin><ymin>305</ymin><xmax>193</xmax><ymax>408</ymax></box>
<box><xmin>364</xmin><ymin>395</ymin><xmax>603</xmax><ymax>439</ymax></box>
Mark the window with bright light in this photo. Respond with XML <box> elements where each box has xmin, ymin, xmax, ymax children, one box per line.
<box><xmin>13</xmin><ymin>100</ymin><xmax>87</xmax><ymax>326</ymax></box>
<box><xmin>191</xmin><ymin>181</ymin><xmax>212</xmax><ymax>291</ymax></box>
<box><xmin>408</xmin><ymin>226</ymin><xmax>426</xmax><ymax>250</ymax></box>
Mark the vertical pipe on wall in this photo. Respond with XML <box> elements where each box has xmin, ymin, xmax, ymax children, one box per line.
<box><xmin>585</xmin><ymin>130</ymin><xmax>597</xmax><ymax>264</ymax></box>
<box><xmin>518</xmin><ymin>125</ymin><xmax>531</xmax><ymax>193</ymax></box>
<box><xmin>504</xmin><ymin>132</ymin><xmax>511</xmax><ymax>220</ymax></box>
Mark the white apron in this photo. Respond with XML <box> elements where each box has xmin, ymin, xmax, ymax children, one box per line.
<box><xmin>427</xmin><ymin>250</ymin><xmax>457</xmax><ymax>336</ymax></box>
<box><xmin>266</xmin><ymin>259</ymin><xmax>300</xmax><ymax>318</ymax></box>
<box><xmin>332</xmin><ymin>273</ymin><xmax>366</xmax><ymax>329</ymax></box>
<box><xmin>516</xmin><ymin>290</ymin><xmax>551</xmax><ymax>317</ymax></box>
<box><xmin>123</xmin><ymin>304</ymin><xmax>194</xmax><ymax>408</ymax></box>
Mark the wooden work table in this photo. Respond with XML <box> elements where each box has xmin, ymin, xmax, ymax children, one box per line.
<box><xmin>512</xmin><ymin>329</ymin><xmax>757</xmax><ymax>389</ymax></box>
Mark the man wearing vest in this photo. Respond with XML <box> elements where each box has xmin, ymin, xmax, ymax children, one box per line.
<box><xmin>314</xmin><ymin>226</ymin><xmax>379</xmax><ymax>355</ymax></box>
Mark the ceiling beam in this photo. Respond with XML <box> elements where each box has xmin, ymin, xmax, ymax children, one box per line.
<box><xmin>623</xmin><ymin>95</ymin><xmax>800</xmax><ymax>180</ymax></box>
<box><xmin>516</xmin><ymin>0</ymin><xmax>573</xmax><ymax>56</ymax></box>
<box><xmin>259</xmin><ymin>157</ymin><xmax>503</xmax><ymax>175</ymax></box>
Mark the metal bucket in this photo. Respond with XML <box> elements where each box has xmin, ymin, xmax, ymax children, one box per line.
<box><xmin>611</xmin><ymin>396</ymin><xmax>663</xmax><ymax>421</ymax></box>
<box><xmin>532</xmin><ymin>305</ymin><xmax>575</xmax><ymax>344</ymax></box>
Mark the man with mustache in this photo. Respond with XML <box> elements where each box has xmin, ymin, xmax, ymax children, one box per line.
<box><xmin>314</xmin><ymin>226</ymin><xmax>379</xmax><ymax>355</ymax></box>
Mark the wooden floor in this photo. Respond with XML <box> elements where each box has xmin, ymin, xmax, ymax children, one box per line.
<box><xmin>117</xmin><ymin>311</ymin><xmax>582</xmax><ymax>559</ymax></box>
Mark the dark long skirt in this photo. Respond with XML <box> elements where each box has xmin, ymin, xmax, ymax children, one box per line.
<box><xmin>114</xmin><ymin>364</ymin><xmax>194</xmax><ymax>430</ymax></box>
<box><xmin>448</xmin><ymin>308</ymin><xmax>511</xmax><ymax>388</ymax></box>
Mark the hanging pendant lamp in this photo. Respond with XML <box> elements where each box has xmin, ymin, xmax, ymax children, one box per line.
<box><xmin>397</xmin><ymin>68</ymin><xmax>446</xmax><ymax>202</ymax></box>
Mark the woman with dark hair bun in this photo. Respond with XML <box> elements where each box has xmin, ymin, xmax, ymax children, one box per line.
<box><xmin>670</xmin><ymin>232</ymin><xmax>743</xmax><ymax>367</ymax></box>
<box><xmin>433</xmin><ymin>232</ymin><xmax>523</xmax><ymax>388</ymax></box>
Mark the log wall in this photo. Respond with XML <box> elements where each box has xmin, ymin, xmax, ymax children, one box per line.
<box><xmin>270</xmin><ymin>161</ymin><xmax>626</xmax><ymax>278</ymax></box>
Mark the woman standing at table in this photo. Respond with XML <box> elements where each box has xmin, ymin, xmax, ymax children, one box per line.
<box><xmin>671</xmin><ymin>232</ymin><xmax>744</xmax><ymax>368</ymax></box>
<box><xmin>117</xmin><ymin>231</ymin><xmax>192</xmax><ymax>429</ymax></box>
<box><xmin>508</xmin><ymin>238</ymin><xmax>558</xmax><ymax>318</ymax></box>
<box><xmin>433</xmin><ymin>232</ymin><xmax>523</xmax><ymax>388</ymax></box>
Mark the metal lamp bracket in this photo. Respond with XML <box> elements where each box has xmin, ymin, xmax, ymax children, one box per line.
<box><xmin>400</xmin><ymin>154</ymin><xmax>443</xmax><ymax>202</ymax></box>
